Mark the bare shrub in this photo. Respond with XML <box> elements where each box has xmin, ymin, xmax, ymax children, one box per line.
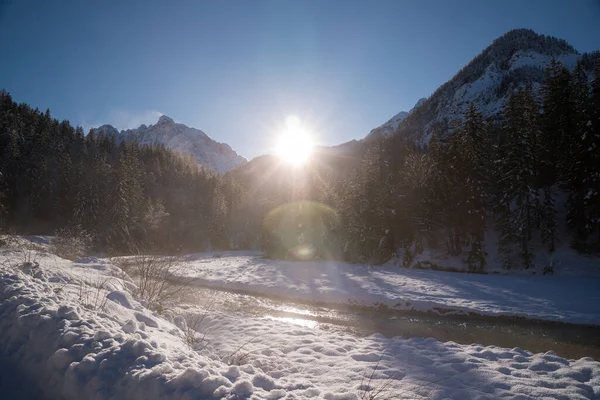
<box><xmin>183</xmin><ymin>313</ymin><xmax>210</xmax><ymax>350</ymax></box>
<box><xmin>0</xmin><ymin>236</ymin><xmax>43</xmax><ymax>269</ymax></box>
<box><xmin>222</xmin><ymin>335</ymin><xmax>269</xmax><ymax>366</ymax></box>
<box><xmin>357</xmin><ymin>352</ymin><xmax>400</xmax><ymax>400</ymax></box>
<box><xmin>182</xmin><ymin>294</ymin><xmax>217</xmax><ymax>350</ymax></box>
<box><xmin>78</xmin><ymin>274</ymin><xmax>112</xmax><ymax>312</ymax></box>
<box><xmin>114</xmin><ymin>254</ymin><xmax>190</xmax><ymax>312</ymax></box>
<box><xmin>52</xmin><ymin>226</ymin><xmax>92</xmax><ymax>260</ymax></box>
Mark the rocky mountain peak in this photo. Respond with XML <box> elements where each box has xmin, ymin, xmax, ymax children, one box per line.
<box><xmin>91</xmin><ymin>116</ymin><xmax>246</xmax><ymax>174</ymax></box>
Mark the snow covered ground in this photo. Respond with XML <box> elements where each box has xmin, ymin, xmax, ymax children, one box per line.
<box><xmin>1</xmin><ymin>245</ymin><xmax>600</xmax><ymax>399</ymax></box>
<box><xmin>180</xmin><ymin>304</ymin><xmax>600</xmax><ymax>400</ymax></box>
<box><xmin>174</xmin><ymin>252</ymin><xmax>600</xmax><ymax>326</ymax></box>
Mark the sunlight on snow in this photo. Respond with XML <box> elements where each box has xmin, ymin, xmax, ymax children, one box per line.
<box><xmin>265</xmin><ymin>315</ymin><xmax>319</xmax><ymax>329</ymax></box>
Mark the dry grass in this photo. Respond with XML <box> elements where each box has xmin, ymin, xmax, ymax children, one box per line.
<box><xmin>357</xmin><ymin>352</ymin><xmax>400</xmax><ymax>400</ymax></box>
<box><xmin>183</xmin><ymin>312</ymin><xmax>211</xmax><ymax>350</ymax></box>
<box><xmin>222</xmin><ymin>334</ymin><xmax>269</xmax><ymax>366</ymax></box>
<box><xmin>77</xmin><ymin>273</ymin><xmax>113</xmax><ymax>312</ymax></box>
<box><xmin>0</xmin><ymin>235</ymin><xmax>43</xmax><ymax>270</ymax></box>
<box><xmin>114</xmin><ymin>254</ymin><xmax>191</xmax><ymax>312</ymax></box>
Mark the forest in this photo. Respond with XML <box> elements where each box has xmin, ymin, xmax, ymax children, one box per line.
<box><xmin>1</xmin><ymin>58</ymin><xmax>599</xmax><ymax>270</ymax></box>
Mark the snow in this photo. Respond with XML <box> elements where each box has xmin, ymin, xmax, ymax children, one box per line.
<box><xmin>174</xmin><ymin>252</ymin><xmax>600</xmax><ymax>325</ymax></box>
<box><xmin>508</xmin><ymin>50</ymin><xmax>579</xmax><ymax>72</ymax></box>
<box><xmin>366</xmin><ymin>98</ymin><xmax>427</xmax><ymax>139</ymax></box>
<box><xmin>1</xmin><ymin>245</ymin><xmax>600</xmax><ymax>399</ymax></box>
<box><xmin>91</xmin><ymin>116</ymin><xmax>247</xmax><ymax>174</ymax></box>
<box><xmin>375</xmin><ymin>48</ymin><xmax>588</xmax><ymax>145</ymax></box>
<box><xmin>186</xmin><ymin>306</ymin><xmax>600</xmax><ymax>400</ymax></box>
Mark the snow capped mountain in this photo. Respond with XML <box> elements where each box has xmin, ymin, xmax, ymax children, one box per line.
<box><xmin>92</xmin><ymin>115</ymin><xmax>247</xmax><ymax>174</ymax></box>
<box><xmin>379</xmin><ymin>29</ymin><xmax>599</xmax><ymax>143</ymax></box>
<box><xmin>365</xmin><ymin>97</ymin><xmax>427</xmax><ymax>140</ymax></box>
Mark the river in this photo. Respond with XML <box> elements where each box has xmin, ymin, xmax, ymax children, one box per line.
<box><xmin>184</xmin><ymin>286</ymin><xmax>600</xmax><ymax>360</ymax></box>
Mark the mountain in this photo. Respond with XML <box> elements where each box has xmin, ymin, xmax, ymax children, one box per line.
<box><xmin>92</xmin><ymin>115</ymin><xmax>246</xmax><ymax>174</ymax></box>
<box><xmin>379</xmin><ymin>29</ymin><xmax>599</xmax><ymax>143</ymax></box>
<box><xmin>365</xmin><ymin>97</ymin><xmax>427</xmax><ymax>140</ymax></box>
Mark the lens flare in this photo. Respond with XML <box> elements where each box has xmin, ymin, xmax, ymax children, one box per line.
<box><xmin>263</xmin><ymin>201</ymin><xmax>340</xmax><ymax>261</ymax></box>
<box><xmin>292</xmin><ymin>243</ymin><xmax>317</xmax><ymax>261</ymax></box>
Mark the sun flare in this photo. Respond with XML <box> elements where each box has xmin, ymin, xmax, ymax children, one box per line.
<box><xmin>275</xmin><ymin>115</ymin><xmax>313</xmax><ymax>166</ymax></box>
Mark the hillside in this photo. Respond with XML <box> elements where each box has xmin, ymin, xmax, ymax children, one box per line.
<box><xmin>380</xmin><ymin>29</ymin><xmax>599</xmax><ymax>143</ymax></box>
<box><xmin>224</xmin><ymin>28</ymin><xmax>600</xmax><ymax>270</ymax></box>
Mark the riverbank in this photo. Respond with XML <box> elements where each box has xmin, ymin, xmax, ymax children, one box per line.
<box><xmin>173</xmin><ymin>252</ymin><xmax>600</xmax><ymax>326</ymax></box>
<box><xmin>1</xmin><ymin>249</ymin><xmax>599</xmax><ymax>399</ymax></box>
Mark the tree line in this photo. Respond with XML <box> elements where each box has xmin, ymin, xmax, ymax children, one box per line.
<box><xmin>329</xmin><ymin>59</ymin><xmax>600</xmax><ymax>269</ymax></box>
<box><xmin>0</xmin><ymin>90</ymin><xmax>242</xmax><ymax>253</ymax></box>
<box><xmin>1</xmin><ymin>58</ymin><xmax>599</xmax><ymax>270</ymax></box>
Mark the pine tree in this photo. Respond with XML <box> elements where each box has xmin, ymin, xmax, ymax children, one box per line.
<box><xmin>539</xmin><ymin>59</ymin><xmax>573</xmax><ymax>251</ymax></box>
<box><xmin>540</xmin><ymin>59</ymin><xmax>574</xmax><ymax>184</ymax></box>
<box><xmin>339</xmin><ymin>143</ymin><xmax>383</xmax><ymax>262</ymax></box>
<box><xmin>566</xmin><ymin>61</ymin><xmax>591</xmax><ymax>247</ymax></box>
<box><xmin>90</xmin><ymin>141</ymin><xmax>143</xmax><ymax>251</ymax></box>
<box><xmin>0</xmin><ymin>91</ymin><xmax>243</xmax><ymax>253</ymax></box>
<box><xmin>496</xmin><ymin>86</ymin><xmax>541</xmax><ymax>268</ymax></box>
<box><xmin>336</xmin><ymin>137</ymin><xmax>400</xmax><ymax>264</ymax></box>
<box><xmin>450</xmin><ymin>103</ymin><xmax>490</xmax><ymax>271</ymax></box>
<box><xmin>581</xmin><ymin>59</ymin><xmax>600</xmax><ymax>250</ymax></box>
<box><xmin>0</xmin><ymin>171</ymin><xmax>5</xmax><ymax>231</ymax></box>
<box><xmin>428</xmin><ymin>128</ymin><xmax>464</xmax><ymax>256</ymax></box>
<box><xmin>540</xmin><ymin>186</ymin><xmax>557</xmax><ymax>252</ymax></box>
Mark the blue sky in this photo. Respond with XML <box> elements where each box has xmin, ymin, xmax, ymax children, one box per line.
<box><xmin>1</xmin><ymin>0</ymin><xmax>599</xmax><ymax>159</ymax></box>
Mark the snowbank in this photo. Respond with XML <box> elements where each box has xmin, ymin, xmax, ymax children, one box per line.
<box><xmin>0</xmin><ymin>250</ymin><xmax>264</xmax><ymax>399</ymax></box>
<box><xmin>182</xmin><ymin>304</ymin><xmax>600</xmax><ymax>400</ymax></box>
<box><xmin>1</xmin><ymin>248</ymin><xmax>599</xmax><ymax>399</ymax></box>
<box><xmin>176</xmin><ymin>253</ymin><xmax>600</xmax><ymax>325</ymax></box>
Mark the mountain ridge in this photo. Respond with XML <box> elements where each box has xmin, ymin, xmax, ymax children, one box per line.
<box><xmin>365</xmin><ymin>97</ymin><xmax>427</xmax><ymax>140</ymax></box>
<box><xmin>386</xmin><ymin>28</ymin><xmax>598</xmax><ymax>143</ymax></box>
<box><xmin>91</xmin><ymin>116</ymin><xmax>247</xmax><ymax>174</ymax></box>
<box><xmin>229</xmin><ymin>29</ymin><xmax>599</xmax><ymax>181</ymax></box>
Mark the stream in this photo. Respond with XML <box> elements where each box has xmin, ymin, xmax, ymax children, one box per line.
<box><xmin>184</xmin><ymin>286</ymin><xmax>600</xmax><ymax>361</ymax></box>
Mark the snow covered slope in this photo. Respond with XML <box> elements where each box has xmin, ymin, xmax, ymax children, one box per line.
<box><xmin>366</xmin><ymin>97</ymin><xmax>427</xmax><ymax>140</ymax></box>
<box><xmin>1</xmin><ymin>246</ymin><xmax>600</xmax><ymax>399</ymax></box>
<box><xmin>378</xmin><ymin>29</ymin><xmax>599</xmax><ymax>143</ymax></box>
<box><xmin>92</xmin><ymin>115</ymin><xmax>246</xmax><ymax>174</ymax></box>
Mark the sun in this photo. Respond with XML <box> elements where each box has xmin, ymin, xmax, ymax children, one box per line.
<box><xmin>275</xmin><ymin>115</ymin><xmax>313</xmax><ymax>166</ymax></box>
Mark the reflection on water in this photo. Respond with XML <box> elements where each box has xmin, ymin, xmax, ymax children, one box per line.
<box><xmin>265</xmin><ymin>315</ymin><xmax>319</xmax><ymax>328</ymax></box>
<box><xmin>276</xmin><ymin>305</ymin><xmax>318</xmax><ymax>317</ymax></box>
<box><xmin>185</xmin><ymin>287</ymin><xmax>600</xmax><ymax>360</ymax></box>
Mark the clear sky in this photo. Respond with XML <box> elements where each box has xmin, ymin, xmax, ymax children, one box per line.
<box><xmin>1</xmin><ymin>0</ymin><xmax>599</xmax><ymax>159</ymax></box>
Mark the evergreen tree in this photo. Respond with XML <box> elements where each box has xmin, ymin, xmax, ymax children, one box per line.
<box><xmin>339</xmin><ymin>142</ymin><xmax>389</xmax><ymax>263</ymax></box>
<box><xmin>110</xmin><ymin>143</ymin><xmax>144</xmax><ymax>250</ymax></box>
<box><xmin>495</xmin><ymin>86</ymin><xmax>541</xmax><ymax>268</ymax></box>
<box><xmin>539</xmin><ymin>60</ymin><xmax>573</xmax><ymax>251</ymax></box>
<box><xmin>581</xmin><ymin>60</ymin><xmax>600</xmax><ymax>250</ymax></box>
<box><xmin>2</xmin><ymin>53</ymin><xmax>599</xmax><ymax>268</ymax></box>
<box><xmin>449</xmin><ymin>103</ymin><xmax>490</xmax><ymax>271</ymax></box>
<box><xmin>0</xmin><ymin>91</ymin><xmax>240</xmax><ymax>253</ymax></box>
<box><xmin>566</xmin><ymin>61</ymin><xmax>592</xmax><ymax>247</ymax></box>
<box><xmin>428</xmin><ymin>128</ymin><xmax>464</xmax><ymax>256</ymax></box>
<box><xmin>540</xmin><ymin>59</ymin><xmax>574</xmax><ymax>183</ymax></box>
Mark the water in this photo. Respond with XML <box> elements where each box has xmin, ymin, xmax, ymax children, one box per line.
<box><xmin>184</xmin><ymin>286</ymin><xmax>600</xmax><ymax>360</ymax></box>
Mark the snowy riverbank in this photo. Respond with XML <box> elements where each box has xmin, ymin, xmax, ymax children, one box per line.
<box><xmin>175</xmin><ymin>252</ymin><xmax>600</xmax><ymax>326</ymax></box>
<box><xmin>1</xmin><ymin>249</ymin><xmax>600</xmax><ymax>399</ymax></box>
